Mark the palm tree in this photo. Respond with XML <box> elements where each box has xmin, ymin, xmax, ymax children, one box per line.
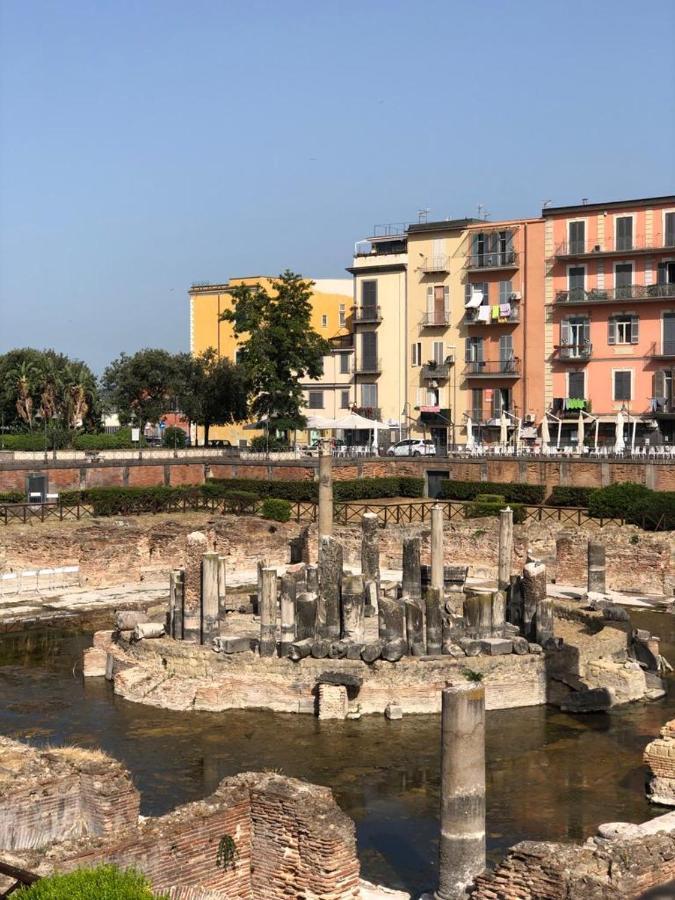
<box><xmin>6</xmin><ymin>360</ymin><xmax>38</xmax><ymax>429</ymax></box>
<box><xmin>63</xmin><ymin>363</ymin><xmax>97</xmax><ymax>429</ymax></box>
<box><xmin>38</xmin><ymin>356</ymin><xmax>63</xmax><ymax>423</ymax></box>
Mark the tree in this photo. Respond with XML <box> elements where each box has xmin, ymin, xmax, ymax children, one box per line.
<box><xmin>220</xmin><ymin>271</ymin><xmax>330</xmax><ymax>430</ymax></box>
<box><xmin>101</xmin><ymin>349</ymin><xmax>182</xmax><ymax>434</ymax></box>
<box><xmin>178</xmin><ymin>349</ymin><xmax>248</xmax><ymax>446</ymax></box>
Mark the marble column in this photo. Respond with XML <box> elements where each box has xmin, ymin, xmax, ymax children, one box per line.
<box><xmin>522</xmin><ymin>561</ymin><xmax>546</xmax><ymax>642</ymax></box>
<box><xmin>201</xmin><ymin>551</ymin><xmax>220</xmax><ymax>644</ymax></box>
<box><xmin>280</xmin><ymin>573</ymin><xmax>297</xmax><ymax>657</ymax></box>
<box><xmin>588</xmin><ymin>541</ymin><xmax>606</xmax><ymax>594</ymax></box>
<box><xmin>341</xmin><ymin>574</ymin><xmax>365</xmax><ymax>642</ymax></box>
<box><xmin>318</xmin><ymin>447</ymin><xmax>333</xmax><ymax>540</ymax></box>
<box><xmin>431</xmin><ymin>505</ymin><xmax>445</xmax><ymax>593</ymax></box>
<box><xmin>425</xmin><ymin>586</ymin><xmax>443</xmax><ymax>655</ymax></box>
<box><xmin>183</xmin><ymin>532</ymin><xmax>207</xmax><ymax>643</ymax></box>
<box><xmin>259</xmin><ymin>567</ymin><xmax>278</xmax><ymax>657</ymax></box>
<box><xmin>497</xmin><ymin>507</ymin><xmax>514</xmax><ymax>591</ymax></box>
<box><xmin>317</xmin><ymin>535</ymin><xmax>342</xmax><ymax>639</ymax></box>
<box><xmin>402</xmin><ymin>536</ymin><xmax>422</xmax><ymax>605</ymax></box>
<box><xmin>361</xmin><ymin>513</ymin><xmax>380</xmax><ymax>617</ymax></box>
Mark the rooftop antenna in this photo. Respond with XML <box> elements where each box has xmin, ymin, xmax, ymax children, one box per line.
<box><xmin>582</xmin><ymin>198</ymin><xmax>589</xmax><ymax>205</ymax></box>
<box><xmin>542</xmin><ymin>200</ymin><xmax>552</xmax><ymax>209</ymax></box>
<box><xmin>477</xmin><ymin>204</ymin><xmax>490</xmax><ymax>220</ymax></box>
<box><xmin>418</xmin><ymin>208</ymin><xmax>430</xmax><ymax>224</ymax></box>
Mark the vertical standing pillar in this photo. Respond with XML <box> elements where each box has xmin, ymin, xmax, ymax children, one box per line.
<box><xmin>183</xmin><ymin>532</ymin><xmax>207</xmax><ymax>643</ymax></box>
<box><xmin>201</xmin><ymin>552</ymin><xmax>220</xmax><ymax>644</ymax></box>
<box><xmin>169</xmin><ymin>570</ymin><xmax>177</xmax><ymax>638</ymax></box>
<box><xmin>172</xmin><ymin>569</ymin><xmax>185</xmax><ymax>640</ymax></box>
<box><xmin>435</xmin><ymin>684</ymin><xmax>486</xmax><ymax>900</ymax></box>
<box><xmin>463</xmin><ymin>588</ymin><xmax>494</xmax><ymax>639</ymax></box>
<box><xmin>259</xmin><ymin>567</ymin><xmax>278</xmax><ymax>657</ymax></box>
<box><xmin>295</xmin><ymin>592</ymin><xmax>317</xmax><ymax>641</ymax></box>
<box><xmin>341</xmin><ymin>574</ymin><xmax>365</xmax><ymax>641</ymax></box>
<box><xmin>431</xmin><ymin>505</ymin><xmax>445</xmax><ymax>593</ymax></box>
<box><xmin>318</xmin><ymin>448</ymin><xmax>333</xmax><ymax>540</ymax></box>
<box><xmin>405</xmin><ymin>599</ymin><xmax>425</xmax><ymax>656</ymax></box>
<box><xmin>425</xmin><ymin>586</ymin><xmax>443</xmax><ymax>655</ymax></box>
<box><xmin>217</xmin><ymin>555</ymin><xmax>228</xmax><ymax>633</ymax></box>
<box><xmin>361</xmin><ymin>513</ymin><xmax>380</xmax><ymax>617</ymax></box>
<box><xmin>535</xmin><ymin>594</ymin><xmax>554</xmax><ymax>646</ymax></box>
<box><xmin>402</xmin><ymin>536</ymin><xmax>422</xmax><ymax>605</ymax></box>
<box><xmin>588</xmin><ymin>541</ymin><xmax>606</xmax><ymax>594</ymax></box>
<box><xmin>279</xmin><ymin>574</ymin><xmax>297</xmax><ymax>657</ymax></box>
<box><xmin>378</xmin><ymin>596</ymin><xmax>405</xmax><ymax>644</ymax></box>
<box><xmin>497</xmin><ymin>507</ymin><xmax>513</xmax><ymax>591</ymax></box>
<box><xmin>317</xmin><ymin>535</ymin><xmax>342</xmax><ymax>639</ymax></box>
<box><xmin>522</xmin><ymin>561</ymin><xmax>546</xmax><ymax>642</ymax></box>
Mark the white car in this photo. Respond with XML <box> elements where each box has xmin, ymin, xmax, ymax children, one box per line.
<box><xmin>387</xmin><ymin>439</ymin><xmax>437</xmax><ymax>457</ymax></box>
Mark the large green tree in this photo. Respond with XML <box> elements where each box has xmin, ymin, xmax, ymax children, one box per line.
<box><xmin>177</xmin><ymin>349</ymin><xmax>248</xmax><ymax>446</ymax></box>
<box><xmin>220</xmin><ymin>271</ymin><xmax>330</xmax><ymax>430</ymax></box>
<box><xmin>101</xmin><ymin>349</ymin><xmax>184</xmax><ymax>433</ymax></box>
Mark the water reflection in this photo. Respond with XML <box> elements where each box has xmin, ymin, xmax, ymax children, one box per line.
<box><xmin>0</xmin><ymin>610</ymin><xmax>672</xmax><ymax>895</ymax></box>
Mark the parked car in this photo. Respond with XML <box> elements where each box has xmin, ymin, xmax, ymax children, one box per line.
<box><xmin>386</xmin><ymin>439</ymin><xmax>436</xmax><ymax>457</ymax></box>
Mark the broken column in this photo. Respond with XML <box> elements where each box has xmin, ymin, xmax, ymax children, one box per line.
<box><xmin>378</xmin><ymin>596</ymin><xmax>405</xmax><ymax>644</ymax></box>
<box><xmin>588</xmin><ymin>541</ymin><xmax>606</xmax><ymax>594</ymax></box>
<box><xmin>405</xmin><ymin>599</ymin><xmax>425</xmax><ymax>656</ymax></box>
<box><xmin>463</xmin><ymin>588</ymin><xmax>495</xmax><ymax>639</ymax></box>
<box><xmin>535</xmin><ymin>592</ymin><xmax>555</xmax><ymax>646</ymax></box>
<box><xmin>436</xmin><ymin>684</ymin><xmax>486</xmax><ymax>900</ymax></box>
<box><xmin>522</xmin><ymin>561</ymin><xmax>546</xmax><ymax>642</ymax></box>
<box><xmin>280</xmin><ymin>574</ymin><xmax>297</xmax><ymax>657</ymax></box>
<box><xmin>295</xmin><ymin>592</ymin><xmax>317</xmax><ymax>641</ymax></box>
<box><xmin>217</xmin><ymin>555</ymin><xmax>227</xmax><ymax>632</ymax></box>
<box><xmin>402</xmin><ymin>535</ymin><xmax>422</xmax><ymax>605</ymax></box>
<box><xmin>183</xmin><ymin>532</ymin><xmax>207</xmax><ymax>643</ymax></box>
<box><xmin>318</xmin><ymin>446</ymin><xmax>333</xmax><ymax>539</ymax></box>
<box><xmin>341</xmin><ymin>574</ymin><xmax>365</xmax><ymax>642</ymax></box>
<box><xmin>201</xmin><ymin>551</ymin><xmax>220</xmax><ymax>644</ymax></box>
<box><xmin>169</xmin><ymin>569</ymin><xmax>184</xmax><ymax>640</ymax></box>
<box><xmin>306</xmin><ymin>564</ymin><xmax>319</xmax><ymax>594</ymax></box>
<box><xmin>317</xmin><ymin>535</ymin><xmax>342</xmax><ymax>639</ymax></box>
<box><xmin>431</xmin><ymin>504</ymin><xmax>445</xmax><ymax>593</ymax></box>
<box><xmin>361</xmin><ymin>513</ymin><xmax>380</xmax><ymax>617</ymax></box>
<box><xmin>425</xmin><ymin>586</ymin><xmax>443</xmax><ymax>655</ymax></box>
<box><xmin>497</xmin><ymin>506</ymin><xmax>513</xmax><ymax>591</ymax></box>
<box><xmin>259</xmin><ymin>567</ymin><xmax>278</xmax><ymax>657</ymax></box>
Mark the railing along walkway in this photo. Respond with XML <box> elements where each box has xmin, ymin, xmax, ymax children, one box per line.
<box><xmin>0</xmin><ymin>860</ymin><xmax>40</xmax><ymax>897</ymax></box>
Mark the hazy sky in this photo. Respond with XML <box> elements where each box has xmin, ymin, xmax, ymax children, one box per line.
<box><xmin>1</xmin><ymin>0</ymin><xmax>674</xmax><ymax>372</ymax></box>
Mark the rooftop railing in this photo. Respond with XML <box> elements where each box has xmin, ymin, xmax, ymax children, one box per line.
<box><xmin>421</xmin><ymin>363</ymin><xmax>450</xmax><ymax>380</ymax></box>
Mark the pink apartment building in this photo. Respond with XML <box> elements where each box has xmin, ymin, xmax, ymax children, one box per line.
<box><xmin>544</xmin><ymin>195</ymin><xmax>675</xmax><ymax>445</ymax></box>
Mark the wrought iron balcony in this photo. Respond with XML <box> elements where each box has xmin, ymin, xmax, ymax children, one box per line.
<box><xmin>555</xmin><ymin>342</ymin><xmax>593</xmax><ymax>361</ymax></box>
<box><xmin>356</xmin><ymin>358</ymin><xmax>382</xmax><ymax>374</ymax></box>
<box><xmin>651</xmin><ymin>398</ymin><xmax>675</xmax><ymax>414</ymax></box>
<box><xmin>463</xmin><ymin>358</ymin><xmax>521</xmax><ymax>377</ymax></box>
<box><xmin>647</xmin><ymin>341</ymin><xmax>675</xmax><ymax>359</ymax></box>
<box><xmin>555</xmin><ymin>283</ymin><xmax>675</xmax><ymax>305</ymax></box>
<box><xmin>421</xmin><ymin>363</ymin><xmax>450</xmax><ymax>380</ymax></box>
<box><xmin>465</xmin><ymin>251</ymin><xmax>518</xmax><ymax>271</ymax></box>
<box><xmin>465</xmin><ymin>304</ymin><xmax>520</xmax><ymax>324</ymax></box>
<box><xmin>420</xmin><ymin>256</ymin><xmax>449</xmax><ymax>274</ymax></box>
<box><xmin>554</xmin><ymin>234</ymin><xmax>675</xmax><ymax>259</ymax></box>
<box><xmin>329</xmin><ymin>334</ymin><xmax>354</xmax><ymax>350</ymax></box>
<box><xmin>420</xmin><ymin>311</ymin><xmax>450</xmax><ymax>327</ymax></box>
<box><xmin>353</xmin><ymin>305</ymin><xmax>382</xmax><ymax>323</ymax></box>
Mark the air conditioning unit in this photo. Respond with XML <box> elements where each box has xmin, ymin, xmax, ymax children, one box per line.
<box><xmin>510</xmin><ymin>291</ymin><xmax>521</xmax><ymax>300</ymax></box>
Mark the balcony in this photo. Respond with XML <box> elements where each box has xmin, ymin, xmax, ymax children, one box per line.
<box><xmin>647</xmin><ymin>341</ymin><xmax>675</xmax><ymax>359</ymax></box>
<box><xmin>463</xmin><ymin>358</ymin><xmax>521</xmax><ymax>378</ymax></box>
<box><xmin>555</xmin><ymin>283</ymin><xmax>675</xmax><ymax>305</ymax></box>
<box><xmin>465</xmin><ymin>251</ymin><xmax>518</xmax><ymax>271</ymax></box>
<box><xmin>352</xmin><ymin>406</ymin><xmax>382</xmax><ymax>421</ymax></box>
<box><xmin>465</xmin><ymin>303</ymin><xmax>520</xmax><ymax>324</ymax></box>
<box><xmin>421</xmin><ymin>363</ymin><xmax>450</xmax><ymax>380</ymax></box>
<box><xmin>353</xmin><ymin>305</ymin><xmax>382</xmax><ymax>323</ymax></box>
<box><xmin>356</xmin><ymin>358</ymin><xmax>382</xmax><ymax>375</ymax></box>
<box><xmin>554</xmin><ymin>235</ymin><xmax>675</xmax><ymax>260</ymax></box>
<box><xmin>651</xmin><ymin>398</ymin><xmax>675</xmax><ymax>415</ymax></box>
<box><xmin>555</xmin><ymin>342</ymin><xmax>593</xmax><ymax>361</ymax></box>
<box><xmin>420</xmin><ymin>311</ymin><xmax>450</xmax><ymax>328</ymax></box>
<box><xmin>420</xmin><ymin>255</ymin><xmax>449</xmax><ymax>274</ymax></box>
<box><xmin>329</xmin><ymin>334</ymin><xmax>354</xmax><ymax>350</ymax></box>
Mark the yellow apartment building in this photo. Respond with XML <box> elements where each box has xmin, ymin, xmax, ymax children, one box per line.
<box><xmin>189</xmin><ymin>276</ymin><xmax>352</xmax><ymax>445</ymax></box>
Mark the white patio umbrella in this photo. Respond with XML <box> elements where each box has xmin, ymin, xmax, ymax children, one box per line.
<box><xmin>465</xmin><ymin>416</ymin><xmax>475</xmax><ymax>449</ymax></box>
<box><xmin>540</xmin><ymin>416</ymin><xmax>550</xmax><ymax>452</ymax></box>
<box><xmin>499</xmin><ymin>412</ymin><xmax>508</xmax><ymax>446</ymax></box>
<box><xmin>614</xmin><ymin>411</ymin><xmax>625</xmax><ymax>452</ymax></box>
<box><xmin>594</xmin><ymin>417</ymin><xmax>599</xmax><ymax>449</ymax></box>
<box><xmin>576</xmin><ymin>411</ymin><xmax>585</xmax><ymax>451</ymax></box>
<box><xmin>332</xmin><ymin>412</ymin><xmax>387</xmax><ymax>449</ymax></box>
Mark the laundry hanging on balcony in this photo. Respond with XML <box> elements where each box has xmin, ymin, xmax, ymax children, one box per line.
<box><xmin>477</xmin><ymin>305</ymin><xmax>491</xmax><ymax>322</ymax></box>
<box><xmin>465</xmin><ymin>290</ymin><xmax>483</xmax><ymax>308</ymax></box>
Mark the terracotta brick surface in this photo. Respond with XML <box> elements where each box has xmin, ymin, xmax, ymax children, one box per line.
<box><xmin>127</xmin><ymin>465</ymin><xmax>165</xmax><ymax>487</ymax></box>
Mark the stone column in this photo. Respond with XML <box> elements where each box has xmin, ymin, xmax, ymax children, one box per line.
<box><xmin>588</xmin><ymin>541</ymin><xmax>606</xmax><ymax>594</ymax></box>
<box><xmin>259</xmin><ymin>567</ymin><xmax>278</xmax><ymax>657</ymax></box>
<box><xmin>378</xmin><ymin>596</ymin><xmax>405</xmax><ymax>644</ymax></box>
<box><xmin>405</xmin><ymin>599</ymin><xmax>425</xmax><ymax>656</ymax></box>
<box><xmin>280</xmin><ymin>574</ymin><xmax>297</xmax><ymax>657</ymax></box>
<box><xmin>318</xmin><ymin>447</ymin><xmax>333</xmax><ymax>540</ymax></box>
<box><xmin>317</xmin><ymin>535</ymin><xmax>342</xmax><ymax>639</ymax></box>
<box><xmin>361</xmin><ymin>513</ymin><xmax>380</xmax><ymax>617</ymax></box>
<box><xmin>497</xmin><ymin>507</ymin><xmax>514</xmax><ymax>591</ymax></box>
<box><xmin>431</xmin><ymin>505</ymin><xmax>445</xmax><ymax>593</ymax></box>
<box><xmin>217</xmin><ymin>555</ymin><xmax>228</xmax><ymax>632</ymax></box>
<box><xmin>169</xmin><ymin>569</ymin><xmax>184</xmax><ymax>639</ymax></box>
<box><xmin>535</xmin><ymin>595</ymin><xmax>554</xmax><ymax>646</ymax></box>
<box><xmin>306</xmin><ymin>564</ymin><xmax>319</xmax><ymax>594</ymax></box>
<box><xmin>402</xmin><ymin>536</ymin><xmax>422</xmax><ymax>605</ymax></box>
<box><xmin>184</xmin><ymin>532</ymin><xmax>207</xmax><ymax>643</ymax></box>
<box><xmin>507</xmin><ymin>574</ymin><xmax>523</xmax><ymax>629</ymax></box>
<box><xmin>425</xmin><ymin>586</ymin><xmax>443</xmax><ymax>655</ymax></box>
<box><xmin>522</xmin><ymin>561</ymin><xmax>546</xmax><ymax>642</ymax></box>
<box><xmin>491</xmin><ymin>589</ymin><xmax>506</xmax><ymax>638</ymax></box>
<box><xmin>201</xmin><ymin>552</ymin><xmax>220</xmax><ymax>644</ymax></box>
<box><xmin>295</xmin><ymin>592</ymin><xmax>316</xmax><ymax>641</ymax></box>
<box><xmin>463</xmin><ymin>588</ymin><xmax>494</xmax><ymax>639</ymax></box>
<box><xmin>341</xmin><ymin>574</ymin><xmax>365</xmax><ymax>642</ymax></box>
<box><xmin>435</xmin><ymin>684</ymin><xmax>486</xmax><ymax>900</ymax></box>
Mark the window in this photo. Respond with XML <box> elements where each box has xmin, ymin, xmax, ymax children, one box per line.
<box><xmin>432</xmin><ymin>341</ymin><xmax>445</xmax><ymax>365</ymax></box>
<box><xmin>609</xmin><ymin>315</ymin><xmax>639</xmax><ymax>345</ymax></box>
<box><xmin>426</xmin><ymin>284</ymin><xmax>449</xmax><ymax>325</ymax></box>
<box><xmin>308</xmin><ymin>391</ymin><xmax>324</xmax><ymax>409</ymax></box>
<box><xmin>568</xmin><ymin>220</ymin><xmax>585</xmax><ymax>254</ymax></box>
<box><xmin>499</xmin><ymin>334</ymin><xmax>513</xmax><ymax>361</ymax></box>
<box><xmin>321</xmin><ymin>314</ymin><xmax>328</xmax><ymax>328</ymax></box>
<box><xmin>361</xmin><ymin>332</ymin><xmax>378</xmax><ymax>369</ymax></box>
<box><xmin>561</xmin><ymin>316</ymin><xmax>590</xmax><ymax>356</ymax></box>
<box><xmin>499</xmin><ymin>280</ymin><xmax>512</xmax><ymax>303</ymax></box>
<box><xmin>235</xmin><ymin>348</ymin><xmax>245</xmax><ymax>365</ymax></box>
<box><xmin>340</xmin><ymin>390</ymin><xmax>350</xmax><ymax>409</ymax></box>
<box><xmin>568</xmin><ymin>371</ymin><xmax>585</xmax><ymax>400</ymax></box>
<box><xmin>339</xmin><ymin>353</ymin><xmax>350</xmax><ymax>374</ymax></box>
<box><xmin>411</xmin><ymin>342</ymin><xmax>422</xmax><ymax>366</ymax></box>
<box><xmin>425</xmin><ymin>387</ymin><xmax>439</xmax><ymax>407</ymax></box>
<box><xmin>568</xmin><ymin>265</ymin><xmax>585</xmax><ymax>300</ymax></box>
<box><xmin>471</xmin><ymin>231</ymin><xmax>513</xmax><ymax>266</ymax></box>
<box><xmin>361</xmin><ymin>383</ymin><xmax>377</xmax><ymax>408</ymax></box>
<box><xmin>613</xmin><ymin>370</ymin><xmax>632</xmax><ymax>402</ymax></box>
<box><xmin>339</xmin><ymin>304</ymin><xmax>346</xmax><ymax>327</ymax></box>
<box><xmin>666</xmin><ymin>212</ymin><xmax>675</xmax><ymax>248</ymax></box>
<box><xmin>361</xmin><ymin>280</ymin><xmax>377</xmax><ymax>309</ymax></box>
<box><xmin>615</xmin><ymin>262</ymin><xmax>633</xmax><ymax>299</ymax></box>
<box><xmin>492</xmin><ymin>388</ymin><xmax>511</xmax><ymax>417</ymax></box>
<box><xmin>465</xmin><ymin>281</ymin><xmax>489</xmax><ymax>305</ymax></box>
<box><xmin>471</xmin><ymin>388</ymin><xmax>483</xmax><ymax>420</ymax></box>
<box><xmin>465</xmin><ymin>336</ymin><xmax>483</xmax><ymax>363</ymax></box>
<box><xmin>615</xmin><ymin>216</ymin><xmax>633</xmax><ymax>251</ymax></box>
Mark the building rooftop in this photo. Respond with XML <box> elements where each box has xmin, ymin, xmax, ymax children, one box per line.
<box><xmin>407</xmin><ymin>217</ymin><xmax>482</xmax><ymax>234</ymax></box>
<box><xmin>542</xmin><ymin>195</ymin><xmax>675</xmax><ymax>216</ymax></box>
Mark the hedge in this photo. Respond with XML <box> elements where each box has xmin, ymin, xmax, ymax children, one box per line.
<box><xmin>261</xmin><ymin>498</ymin><xmax>292</xmax><ymax>522</ymax></box>
<box><xmin>16</xmin><ymin>864</ymin><xmax>168</xmax><ymax>899</ymax></box>
<box><xmin>1</xmin><ymin>428</ymin><xmax>145</xmax><ymax>451</ymax></box>
<box><xmin>628</xmin><ymin>491</ymin><xmax>675</xmax><ymax>531</ymax></box>
<box><xmin>60</xmin><ymin>485</ymin><xmax>201</xmax><ymax>515</ymax></box>
<box><xmin>207</xmin><ymin>476</ymin><xmax>425</xmax><ymax>502</ymax></box>
<box><xmin>587</xmin><ymin>482</ymin><xmax>652</xmax><ymax>520</ymax></box>
<box><xmin>439</xmin><ymin>480</ymin><xmax>545</xmax><ymax>504</ymax></box>
<box><xmin>547</xmin><ymin>486</ymin><xmax>597</xmax><ymax>508</ymax></box>
<box><xmin>0</xmin><ymin>491</ymin><xmax>24</xmax><ymax>504</ymax></box>
<box><xmin>465</xmin><ymin>497</ymin><xmax>526</xmax><ymax>524</ymax></box>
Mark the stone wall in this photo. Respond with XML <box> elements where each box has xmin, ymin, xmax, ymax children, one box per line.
<box><xmin>644</xmin><ymin>719</ymin><xmax>675</xmax><ymax>807</ymax></box>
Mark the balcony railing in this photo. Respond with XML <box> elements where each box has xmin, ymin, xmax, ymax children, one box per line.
<box><xmin>555</xmin><ymin>342</ymin><xmax>593</xmax><ymax>361</ymax></box>
<box><xmin>463</xmin><ymin>358</ymin><xmax>521</xmax><ymax>377</ymax></box>
<box><xmin>555</xmin><ymin>283</ymin><xmax>675</xmax><ymax>305</ymax></box>
<box><xmin>356</xmin><ymin>358</ymin><xmax>382</xmax><ymax>374</ymax></box>
<box><xmin>647</xmin><ymin>341</ymin><xmax>675</xmax><ymax>359</ymax></box>
<box><xmin>420</xmin><ymin>311</ymin><xmax>450</xmax><ymax>327</ymax></box>
<box><xmin>651</xmin><ymin>398</ymin><xmax>675</xmax><ymax>414</ymax></box>
<box><xmin>371</xmin><ymin>223</ymin><xmax>409</xmax><ymax>238</ymax></box>
<box><xmin>420</xmin><ymin>256</ymin><xmax>449</xmax><ymax>273</ymax></box>
<box><xmin>352</xmin><ymin>406</ymin><xmax>382</xmax><ymax>421</ymax></box>
<box><xmin>554</xmin><ymin>235</ymin><xmax>675</xmax><ymax>258</ymax></box>
<box><xmin>353</xmin><ymin>305</ymin><xmax>382</xmax><ymax>323</ymax></box>
<box><xmin>465</xmin><ymin>251</ymin><xmax>518</xmax><ymax>270</ymax></box>
<box><xmin>421</xmin><ymin>363</ymin><xmax>450</xmax><ymax>380</ymax></box>
<box><xmin>465</xmin><ymin>304</ymin><xmax>520</xmax><ymax>324</ymax></box>
<box><xmin>329</xmin><ymin>334</ymin><xmax>354</xmax><ymax>350</ymax></box>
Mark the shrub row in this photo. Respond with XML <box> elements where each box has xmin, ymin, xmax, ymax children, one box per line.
<box><xmin>465</xmin><ymin>494</ymin><xmax>527</xmax><ymax>524</ymax></box>
<box><xmin>1</xmin><ymin>428</ymin><xmax>146</xmax><ymax>451</ymax></box>
<box><xmin>0</xmin><ymin>491</ymin><xmax>24</xmax><ymax>504</ymax></box>
<box><xmin>546</xmin><ymin>486</ymin><xmax>597</xmax><ymax>508</ymax></box>
<box><xmin>207</xmin><ymin>476</ymin><xmax>425</xmax><ymax>502</ymax></box>
<box><xmin>439</xmin><ymin>479</ymin><xmax>545</xmax><ymax>504</ymax></box>
<box><xmin>588</xmin><ymin>482</ymin><xmax>675</xmax><ymax>530</ymax></box>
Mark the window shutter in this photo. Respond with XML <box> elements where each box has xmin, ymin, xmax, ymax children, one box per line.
<box><xmin>426</xmin><ymin>285</ymin><xmax>434</xmax><ymax>315</ymax></box>
<box><xmin>444</xmin><ymin>285</ymin><xmax>450</xmax><ymax>319</ymax></box>
<box><xmin>666</xmin><ymin>213</ymin><xmax>675</xmax><ymax>248</ymax></box>
<box><xmin>658</xmin><ymin>262</ymin><xmax>667</xmax><ymax>285</ymax></box>
<box><xmin>362</xmin><ymin>281</ymin><xmax>377</xmax><ymax>310</ymax></box>
<box><xmin>465</xmin><ymin>338</ymin><xmax>472</xmax><ymax>363</ymax></box>
<box><xmin>560</xmin><ymin>319</ymin><xmax>571</xmax><ymax>345</ymax></box>
<box><xmin>653</xmin><ymin>370</ymin><xmax>667</xmax><ymax>400</ymax></box>
<box><xmin>464</xmin><ymin>282</ymin><xmax>471</xmax><ymax>304</ymax></box>
<box><xmin>582</xmin><ymin>318</ymin><xmax>590</xmax><ymax>344</ymax></box>
<box><xmin>631</xmin><ymin>315</ymin><xmax>639</xmax><ymax>344</ymax></box>
<box><xmin>608</xmin><ymin>318</ymin><xmax>617</xmax><ymax>345</ymax></box>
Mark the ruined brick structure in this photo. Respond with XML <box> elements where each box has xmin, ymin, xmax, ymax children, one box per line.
<box><xmin>644</xmin><ymin>718</ymin><xmax>675</xmax><ymax>807</ymax></box>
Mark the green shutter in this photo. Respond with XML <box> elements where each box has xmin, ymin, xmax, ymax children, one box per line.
<box><xmin>608</xmin><ymin>318</ymin><xmax>617</xmax><ymax>345</ymax></box>
<box><xmin>631</xmin><ymin>315</ymin><xmax>639</xmax><ymax>344</ymax></box>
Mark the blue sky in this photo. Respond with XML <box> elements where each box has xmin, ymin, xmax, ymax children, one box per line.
<box><xmin>1</xmin><ymin>0</ymin><xmax>673</xmax><ymax>371</ymax></box>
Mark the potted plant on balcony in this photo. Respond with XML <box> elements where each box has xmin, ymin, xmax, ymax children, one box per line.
<box><xmin>426</xmin><ymin>360</ymin><xmax>438</xmax><ymax>370</ymax></box>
